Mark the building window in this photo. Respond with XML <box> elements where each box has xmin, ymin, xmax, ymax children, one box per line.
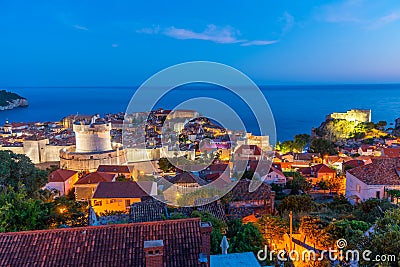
<box><xmin>93</xmin><ymin>200</ymin><xmax>102</xmax><ymax>206</ymax></box>
<box><xmin>376</xmin><ymin>191</ymin><xmax>380</xmax><ymax>199</ymax></box>
<box><xmin>356</xmin><ymin>184</ymin><xmax>361</xmax><ymax>193</ymax></box>
<box><xmin>125</xmin><ymin>199</ymin><xmax>131</xmax><ymax>207</ymax></box>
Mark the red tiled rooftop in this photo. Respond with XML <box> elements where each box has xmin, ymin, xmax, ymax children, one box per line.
<box><xmin>0</xmin><ymin>218</ymin><xmax>207</xmax><ymax>267</ymax></box>
<box><xmin>343</xmin><ymin>159</ymin><xmax>365</xmax><ymax>169</ymax></box>
<box><xmin>312</xmin><ymin>164</ymin><xmax>336</xmax><ymax>174</ymax></box>
<box><xmin>97</xmin><ymin>165</ymin><xmax>134</xmax><ymax>174</ymax></box>
<box><xmin>48</xmin><ymin>169</ymin><xmax>78</xmax><ymax>183</ymax></box>
<box><xmin>75</xmin><ymin>172</ymin><xmax>116</xmax><ymax>185</ymax></box>
<box><xmin>92</xmin><ymin>181</ymin><xmax>149</xmax><ymax>199</ymax></box>
<box><xmin>230</xmin><ymin>179</ymin><xmax>273</xmax><ymax>202</ymax></box>
<box><xmin>347</xmin><ymin>158</ymin><xmax>400</xmax><ymax>185</ymax></box>
<box><xmin>382</xmin><ymin>147</ymin><xmax>400</xmax><ymax>158</ymax></box>
<box><xmin>205</xmin><ymin>163</ymin><xmax>228</xmax><ymax>172</ymax></box>
<box><xmin>170</xmin><ymin>172</ymin><xmax>207</xmax><ymax>186</ymax></box>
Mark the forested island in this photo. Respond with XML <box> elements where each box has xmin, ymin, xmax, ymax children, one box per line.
<box><xmin>0</xmin><ymin>90</ymin><xmax>28</xmax><ymax>111</ymax></box>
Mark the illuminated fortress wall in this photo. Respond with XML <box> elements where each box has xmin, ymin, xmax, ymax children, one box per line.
<box><xmin>60</xmin><ymin>121</ymin><xmax>126</xmax><ymax>172</ymax></box>
<box><xmin>326</xmin><ymin>109</ymin><xmax>371</xmax><ymax>123</ymax></box>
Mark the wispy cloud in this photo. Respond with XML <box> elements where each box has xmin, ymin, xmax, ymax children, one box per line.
<box><xmin>367</xmin><ymin>12</ymin><xmax>400</xmax><ymax>29</ymax></box>
<box><xmin>240</xmin><ymin>40</ymin><xmax>278</xmax><ymax>46</ymax></box>
<box><xmin>164</xmin><ymin>25</ymin><xmax>243</xmax><ymax>44</ymax></box>
<box><xmin>73</xmin><ymin>24</ymin><xmax>89</xmax><ymax>31</ymax></box>
<box><xmin>315</xmin><ymin>0</ymin><xmax>363</xmax><ymax>23</ymax></box>
<box><xmin>137</xmin><ymin>24</ymin><xmax>277</xmax><ymax>46</ymax></box>
<box><xmin>281</xmin><ymin>12</ymin><xmax>295</xmax><ymax>34</ymax></box>
<box><xmin>136</xmin><ymin>25</ymin><xmax>160</xmax><ymax>34</ymax></box>
<box><xmin>316</xmin><ymin>0</ymin><xmax>400</xmax><ymax>30</ymax></box>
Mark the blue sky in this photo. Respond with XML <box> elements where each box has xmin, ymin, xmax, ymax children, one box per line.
<box><xmin>1</xmin><ymin>0</ymin><xmax>400</xmax><ymax>86</ymax></box>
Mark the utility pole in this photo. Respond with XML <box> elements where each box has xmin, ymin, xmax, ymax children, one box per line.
<box><xmin>289</xmin><ymin>210</ymin><xmax>293</xmax><ymax>252</ymax></box>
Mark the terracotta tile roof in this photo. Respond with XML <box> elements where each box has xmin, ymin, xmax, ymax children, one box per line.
<box><xmin>130</xmin><ymin>199</ymin><xmax>168</xmax><ymax>223</ymax></box>
<box><xmin>0</xmin><ymin>218</ymin><xmax>207</xmax><ymax>267</ymax></box>
<box><xmin>312</xmin><ymin>164</ymin><xmax>336</xmax><ymax>174</ymax></box>
<box><xmin>92</xmin><ymin>181</ymin><xmax>149</xmax><ymax>199</ymax></box>
<box><xmin>293</xmin><ymin>153</ymin><xmax>320</xmax><ymax>161</ymax></box>
<box><xmin>96</xmin><ymin>165</ymin><xmax>134</xmax><ymax>174</ymax></box>
<box><xmin>75</xmin><ymin>172</ymin><xmax>116</xmax><ymax>185</ymax></box>
<box><xmin>343</xmin><ymin>160</ymin><xmax>365</xmax><ymax>169</ymax></box>
<box><xmin>170</xmin><ymin>172</ymin><xmax>207</xmax><ymax>186</ymax></box>
<box><xmin>230</xmin><ymin>179</ymin><xmax>273</xmax><ymax>202</ymax></box>
<box><xmin>298</xmin><ymin>167</ymin><xmax>311</xmax><ymax>176</ymax></box>
<box><xmin>227</xmin><ymin>179</ymin><xmax>275</xmax><ymax>218</ymax></box>
<box><xmin>269</xmin><ymin>166</ymin><xmax>285</xmax><ymax>178</ymax></box>
<box><xmin>176</xmin><ymin>200</ymin><xmax>227</xmax><ymax>222</ymax></box>
<box><xmin>382</xmin><ymin>147</ymin><xmax>400</xmax><ymax>158</ymax></box>
<box><xmin>204</xmin><ymin>163</ymin><xmax>228</xmax><ymax>172</ymax></box>
<box><xmin>347</xmin><ymin>158</ymin><xmax>400</xmax><ymax>185</ymax></box>
<box><xmin>360</xmin><ymin>145</ymin><xmax>375</xmax><ymax>152</ymax></box>
<box><xmin>48</xmin><ymin>169</ymin><xmax>77</xmax><ymax>182</ymax></box>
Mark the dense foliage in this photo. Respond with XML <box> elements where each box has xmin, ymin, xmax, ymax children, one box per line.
<box><xmin>0</xmin><ymin>151</ymin><xmax>87</xmax><ymax>232</ymax></box>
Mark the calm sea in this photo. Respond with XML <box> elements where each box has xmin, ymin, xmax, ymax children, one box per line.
<box><xmin>1</xmin><ymin>84</ymin><xmax>400</xmax><ymax>142</ymax></box>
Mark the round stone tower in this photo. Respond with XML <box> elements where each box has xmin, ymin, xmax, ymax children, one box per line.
<box><xmin>73</xmin><ymin>122</ymin><xmax>112</xmax><ymax>153</ymax></box>
<box><xmin>60</xmin><ymin>120</ymin><xmax>126</xmax><ymax>172</ymax></box>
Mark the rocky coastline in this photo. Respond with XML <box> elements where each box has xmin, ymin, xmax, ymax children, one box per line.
<box><xmin>0</xmin><ymin>90</ymin><xmax>29</xmax><ymax>111</ymax></box>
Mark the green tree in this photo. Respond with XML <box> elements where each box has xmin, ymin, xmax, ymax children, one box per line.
<box><xmin>276</xmin><ymin>140</ymin><xmax>295</xmax><ymax>153</ymax></box>
<box><xmin>157</xmin><ymin>157</ymin><xmax>176</xmax><ymax>173</ymax></box>
<box><xmin>229</xmin><ymin>222</ymin><xmax>265</xmax><ymax>253</ymax></box>
<box><xmin>309</xmin><ymin>138</ymin><xmax>337</xmax><ymax>155</ymax></box>
<box><xmin>353</xmin><ymin>198</ymin><xmax>395</xmax><ymax>224</ymax></box>
<box><xmin>322</xmin><ymin>219</ymin><xmax>370</xmax><ymax>249</ymax></box>
<box><xmin>192</xmin><ymin>210</ymin><xmax>226</xmax><ymax>254</ymax></box>
<box><xmin>361</xmin><ymin>208</ymin><xmax>400</xmax><ymax>267</ymax></box>
<box><xmin>299</xmin><ymin>216</ymin><xmax>327</xmax><ymax>249</ymax></box>
<box><xmin>317</xmin><ymin>180</ymin><xmax>329</xmax><ymax>195</ymax></box>
<box><xmin>278</xmin><ymin>195</ymin><xmax>316</xmax><ymax>214</ymax></box>
<box><xmin>0</xmin><ymin>185</ymin><xmax>49</xmax><ymax>232</ymax></box>
<box><xmin>286</xmin><ymin>175</ymin><xmax>312</xmax><ymax>194</ymax></box>
<box><xmin>48</xmin><ymin>196</ymin><xmax>88</xmax><ymax>228</ymax></box>
<box><xmin>257</xmin><ymin>215</ymin><xmax>288</xmax><ymax>246</ymax></box>
<box><xmin>327</xmin><ymin>195</ymin><xmax>353</xmax><ymax>214</ymax></box>
<box><xmin>294</xmin><ymin>134</ymin><xmax>311</xmax><ymax>151</ymax></box>
<box><xmin>326</xmin><ymin>175</ymin><xmax>343</xmax><ymax>194</ymax></box>
<box><xmin>0</xmin><ymin>151</ymin><xmax>48</xmax><ymax>196</ymax></box>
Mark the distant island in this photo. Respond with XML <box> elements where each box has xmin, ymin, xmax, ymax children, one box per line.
<box><xmin>0</xmin><ymin>90</ymin><xmax>28</xmax><ymax>111</ymax></box>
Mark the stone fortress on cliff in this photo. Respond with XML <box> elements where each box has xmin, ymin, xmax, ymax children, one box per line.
<box><xmin>326</xmin><ymin>109</ymin><xmax>371</xmax><ymax>124</ymax></box>
<box><xmin>60</xmin><ymin>116</ymin><xmax>126</xmax><ymax>172</ymax></box>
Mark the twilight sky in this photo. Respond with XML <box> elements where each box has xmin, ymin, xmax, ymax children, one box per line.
<box><xmin>1</xmin><ymin>0</ymin><xmax>400</xmax><ymax>86</ymax></box>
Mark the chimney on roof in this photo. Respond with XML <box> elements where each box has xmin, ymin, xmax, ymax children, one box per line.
<box><xmin>199</xmin><ymin>222</ymin><xmax>212</xmax><ymax>267</ymax></box>
<box><xmin>144</xmin><ymin>240</ymin><xmax>164</xmax><ymax>267</ymax></box>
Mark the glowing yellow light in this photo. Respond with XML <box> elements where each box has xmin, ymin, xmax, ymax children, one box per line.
<box><xmin>58</xmin><ymin>207</ymin><xmax>67</xmax><ymax>214</ymax></box>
